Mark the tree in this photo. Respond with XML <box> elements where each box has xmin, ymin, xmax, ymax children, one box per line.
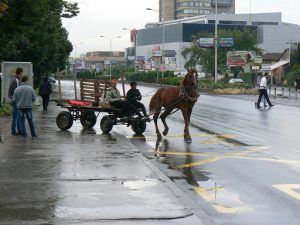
<box><xmin>182</xmin><ymin>28</ymin><xmax>260</xmax><ymax>77</ymax></box>
<box><xmin>0</xmin><ymin>0</ymin><xmax>79</xmax><ymax>86</ymax></box>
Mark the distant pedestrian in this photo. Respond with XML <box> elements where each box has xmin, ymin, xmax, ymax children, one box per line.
<box><xmin>296</xmin><ymin>76</ymin><xmax>300</xmax><ymax>91</ymax></box>
<box><xmin>39</xmin><ymin>77</ymin><xmax>52</xmax><ymax>111</ymax></box>
<box><xmin>126</xmin><ymin>81</ymin><xmax>148</xmax><ymax>117</ymax></box>
<box><xmin>256</xmin><ymin>73</ymin><xmax>274</xmax><ymax>108</ymax></box>
<box><xmin>13</xmin><ymin>75</ymin><xmax>37</xmax><ymax>138</ymax></box>
<box><xmin>8</xmin><ymin>67</ymin><xmax>23</xmax><ymax>135</ymax></box>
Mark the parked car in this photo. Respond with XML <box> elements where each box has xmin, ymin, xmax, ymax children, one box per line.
<box><xmin>228</xmin><ymin>78</ymin><xmax>244</xmax><ymax>84</ymax></box>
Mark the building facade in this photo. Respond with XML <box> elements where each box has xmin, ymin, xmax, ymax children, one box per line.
<box><xmin>128</xmin><ymin>13</ymin><xmax>300</xmax><ymax>74</ymax></box>
<box><xmin>159</xmin><ymin>0</ymin><xmax>235</xmax><ymax>22</ymax></box>
<box><xmin>84</xmin><ymin>51</ymin><xmax>125</xmax><ymax>72</ymax></box>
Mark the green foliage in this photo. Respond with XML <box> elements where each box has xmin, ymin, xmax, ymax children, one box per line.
<box><xmin>286</xmin><ymin>65</ymin><xmax>300</xmax><ymax>86</ymax></box>
<box><xmin>198</xmin><ymin>80</ymin><xmax>252</xmax><ymax>89</ymax></box>
<box><xmin>182</xmin><ymin>28</ymin><xmax>260</xmax><ymax>76</ymax></box>
<box><xmin>0</xmin><ymin>103</ymin><xmax>12</xmax><ymax>116</ymax></box>
<box><xmin>0</xmin><ymin>0</ymin><xmax>79</xmax><ymax>87</ymax></box>
<box><xmin>125</xmin><ymin>70</ymin><xmax>174</xmax><ymax>83</ymax></box>
<box><xmin>240</xmin><ymin>72</ymin><xmax>256</xmax><ymax>85</ymax></box>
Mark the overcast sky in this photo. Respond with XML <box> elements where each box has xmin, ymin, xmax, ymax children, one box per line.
<box><xmin>63</xmin><ymin>0</ymin><xmax>300</xmax><ymax>57</ymax></box>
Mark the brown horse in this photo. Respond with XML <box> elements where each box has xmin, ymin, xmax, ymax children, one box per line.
<box><xmin>149</xmin><ymin>69</ymin><xmax>199</xmax><ymax>143</ymax></box>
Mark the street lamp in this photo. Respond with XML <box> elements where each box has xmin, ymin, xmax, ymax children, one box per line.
<box><xmin>214</xmin><ymin>0</ymin><xmax>218</xmax><ymax>83</ymax></box>
<box><xmin>100</xmin><ymin>35</ymin><xmax>121</xmax><ymax>80</ymax></box>
<box><xmin>147</xmin><ymin>6</ymin><xmax>165</xmax><ymax>79</ymax></box>
<box><xmin>74</xmin><ymin>42</ymin><xmax>83</xmax><ymax>100</ymax></box>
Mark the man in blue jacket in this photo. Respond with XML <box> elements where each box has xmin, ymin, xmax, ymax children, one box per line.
<box><xmin>8</xmin><ymin>67</ymin><xmax>23</xmax><ymax>135</ymax></box>
<box><xmin>13</xmin><ymin>75</ymin><xmax>37</xmax><ymax>138</ymax></box>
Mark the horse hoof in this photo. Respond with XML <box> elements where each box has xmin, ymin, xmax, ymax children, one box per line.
<box><xmin>185</xmin><ymin>137</ymin><xmax>192</xmax><ymax>143</ymax></box>
<box><xmin>163</xmin><ymin>130</ymin><xmax>169</xmax><ymax>136</ymax></box>
<box><xmin>157</xmin><ymin>134</ymin><xmax>162</xmax><ymax>141</ymax></box>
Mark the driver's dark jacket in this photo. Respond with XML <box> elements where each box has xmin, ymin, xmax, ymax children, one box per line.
<box><xmin>126</xmin><ymin>89</ymin><xmax>142</xmax><ymax>103</ymax></box>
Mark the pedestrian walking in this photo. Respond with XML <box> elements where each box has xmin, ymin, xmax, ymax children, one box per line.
<box><xmin>12</xmin><ymin>75</ymin><xmax>37</xmax><ymax>138</ymax></box>
<box><xmin>295</xmin><ymin>76</ymin><xmax>300</xmax><ymax>91</ymax></box>
<box><xmin>256</xmin><ymin>73</ymin><xmax>274</xmax><ymax>109</ymax></box>
<box><xmin>8</xmin><ymin>67</ymin><xmax>23</xmax><ymax>135</ymax></box>
<box><xmin>39</xmin><ymin>77</ymin><xmax>52</xmax><ymax>111</ymax></box>
<box><xmin>126</xmin><ymin>81</ymin><xmax>148</xmax><ymax>117</ymax></box>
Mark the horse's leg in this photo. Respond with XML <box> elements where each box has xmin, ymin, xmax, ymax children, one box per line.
<box><xmin>160</xmin><ymin>107</ymin><xmax>173</xmax><ymax>136</ymax></box>
<box><xmin>153</xmin><ymin>111</ymin><xmax>162</xmax><ymax>140</ymax></box>
<box><xmin>181</xmin><ymin>106</ymin><xmax>193</xmax><ymax>143</ymax></box>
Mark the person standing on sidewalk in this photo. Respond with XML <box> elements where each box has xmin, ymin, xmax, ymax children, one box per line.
<box><xmin>12</xmin><ymin>75</ymin><xmax>37</xmax><ymax>138</ymax></box>
<box><xmin>39</xmin><ymin>77</ymin><xmax>52</xmax><ymax>111</ymax></box>
<box><xmin>256</xmin><ymin>73</ymin><xmax>274</xmax><ymax>108</ymax></box>
<box><xmin>296</xmin><ymin>76</ymin><xmax>300</xmax><ymax>91</ymax></box>
<box><xmin>8</xmin><ymin>67</ymin><xmax>23</xmax><ymax>135</ymax></box>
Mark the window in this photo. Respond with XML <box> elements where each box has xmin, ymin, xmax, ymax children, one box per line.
<box><xmin>252</xmin><ymin>21</ymin><xmax>278</xmax><ymax>25</ymax></box>
<box><xmin>205</xmin><ymin>3</ymin><xmax>210</xmax><ymax>7</ymax></box>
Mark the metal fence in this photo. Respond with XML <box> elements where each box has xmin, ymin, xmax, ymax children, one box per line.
<box><xmin>266</xmin><ymin>86</ymin><xmax>299</xmax><ymax>101</ymax></box>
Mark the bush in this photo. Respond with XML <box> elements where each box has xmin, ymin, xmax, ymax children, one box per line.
<box><xmin>0</xmin><ymin>104</ymin><xmax>12</xmax><ymax>116</ymax></box>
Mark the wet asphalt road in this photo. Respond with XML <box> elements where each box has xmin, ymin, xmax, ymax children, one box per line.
<box><xmin>55</xmin><ymin>81</ymin><xmax>300</xmax><ymax>224</ymax></box>
<box><xmin>113</xmin><ymin>82</ymin><xmax>300</xmax><ymax>225</ymax></box>
<box><xmin>2</xmin><ymin>80</ymin><xmax>298</xmax><ymax>225</ymax></box>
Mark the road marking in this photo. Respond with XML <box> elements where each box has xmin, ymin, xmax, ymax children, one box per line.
<box><xmin>149</xmin><ymin>149</ymin><xmax>216</xmax><ymax>157</ymax></box>
<box><xmin>273</xmin><ymin>184</ymin><xmax>300</xmax><ymax>201</ymax></box>
<box><xmin>232</xmin><ymin>156</ymin><xmax>300</xmax><ymax>166</ymax></box>
<box><xmin>193</xmin><ymin>186</ymin><xmax>252</xmax><ymax>214</ymax></box>
<box><xmin>178</xmin><ymin>146</ymin><xmax>270</xmax><ymax>169</ymax></box>
<box><xmin>201</xmin><ymin>134</ymin><xmax>238</xmax><ymax>144</ymax></box>
<box><xmin>145</xmin><ymin>133</ymin><xmax>235</xmax><ymax>138</ymax></box>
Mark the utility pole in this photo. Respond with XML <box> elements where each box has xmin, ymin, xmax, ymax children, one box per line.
<box><xmin>214</xmin><ymin>0</ymin><xmax>218</xmax><ymax>83</ymax></box>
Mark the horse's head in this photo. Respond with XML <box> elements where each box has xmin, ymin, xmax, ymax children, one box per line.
<box><xmin>182</xmin><ymin>68</ymin><xmax>198</xmax><ymax>88</ymax></box>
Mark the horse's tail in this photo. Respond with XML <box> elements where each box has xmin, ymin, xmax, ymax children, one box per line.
<box><xmin>149</xmin><ymin>91</ymin><xmax>160</xmax><ymax>114</ymax></box>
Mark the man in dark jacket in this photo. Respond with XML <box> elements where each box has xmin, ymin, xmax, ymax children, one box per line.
<box><xmin>8</xmin><ymin>67</ymin><xmax>23</xmax><ymax>135</ymax></box>
<box><xmin>13</xmin><ymin>75</ymin><xmax>37</xmax><ymax>138</ymax></box>
<box><xmin>39</xmin><ymin>77</ymin><xmax>52</xmax><ymax>111</ymax></box>
<box><xmin>126</xmin><ymin>81</ymin><xmax>148</xmax><ymax>117</ymax></box>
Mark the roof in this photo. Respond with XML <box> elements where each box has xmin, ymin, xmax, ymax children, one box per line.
<box><xmin>262</xmin><ymin>53</ymin><xmax>282</xmax><ymax>61</ymax></box>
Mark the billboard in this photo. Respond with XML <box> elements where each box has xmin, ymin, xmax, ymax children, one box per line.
<box><xmin>199</xmin><ymin>38</ymin><xmax>214</xmax><ymax>48</ymax></box>
<box><xmin>1</xmin><ymin>62</ymin><xmax>33</xmax><ymax>103</ymax></box>
<box><xmin>227</xmin><ymin>51</ymin><xmax>255</xmax><ymax>67</ymax></box>
<box><xmin>219</xmin><ymin>37</ymin><xmax>234</xmax><ymax>47</ymax></box>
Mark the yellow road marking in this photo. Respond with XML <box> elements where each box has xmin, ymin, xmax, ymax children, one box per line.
<box><xmin>149</xmin><ymin>149</ymin><xmax>216</xmax><ymax>157</ymax></box>
<box><xmin>193</xmin><ymin>187</ymin><xmax>222</xmax><ymax>202</ymax></box>
<box><xmin>178</xmin><ymin>146</ymin><xmax>270</xmax><ymax>169</ymax></box>
<box><xmin>201</xmin><ymin>134</ymin><xmax>238</xmax><ymax>144</ymax></box>
<box><xmin>193</xmin><ymin>186</ymin><xmax>251</xmax><ymax>214</ymax></box>
<box><xmin>145</xmin><ymin>133</ymin><xmax>235</xmax><ymax>138</ymax></box>
<box><xmin>212</xmin><ymin>204</ymin><xmax>239</xmax><ymax>214</ymax></box>
<box><xmin>273</xmin><ymin>184</ymin><xmax>300</xmax><ymax>201</ymax></box>
<box><xmin>232</xmin><ymin>156</ymin><xmax>300</xmax><ymax>166</ymax></box>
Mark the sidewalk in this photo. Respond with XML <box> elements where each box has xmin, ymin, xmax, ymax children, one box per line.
<box><xmin>0</xmin><ymin>101</ymin><xmax>206</xmax><ymax>224</ymax></box>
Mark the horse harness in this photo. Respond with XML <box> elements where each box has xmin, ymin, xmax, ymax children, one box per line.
<box><xmin>179</xmin><ymin>84</ymin><xmax>199</xmax><ymax>103</ymax></box>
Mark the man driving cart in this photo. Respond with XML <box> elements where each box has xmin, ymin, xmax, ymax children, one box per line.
<box><xmin>106</xmin><ymin>79</ymin><xmax>143</xmax><ymax>118</ymax></box>
<box><xmin>126</xmin><ymin>81</ymin><xmax>148</xmax><ymax>117</ymax></box>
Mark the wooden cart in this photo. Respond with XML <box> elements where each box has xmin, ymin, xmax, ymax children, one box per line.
<box><xmin>55</xmin><ymin>79</ymin><xmax>147</xmax><ymax>134</ymax></box>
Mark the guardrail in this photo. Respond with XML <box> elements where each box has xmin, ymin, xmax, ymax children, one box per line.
<box><xmin>266</xmin><ymin>86</ymin><xmax>299</xmax><ymax>101</ymax></box>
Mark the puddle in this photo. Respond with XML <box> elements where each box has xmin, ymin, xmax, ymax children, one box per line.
<box><xmin>123</xmin><ymin>179</ymin><xmax>158</xmax><ymax>190</ymax></box>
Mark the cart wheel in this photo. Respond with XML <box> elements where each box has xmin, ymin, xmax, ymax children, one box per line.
<box><xmin>100</xmin><ymin>115</ymin><xmax>113</xmax><ymax>133</ymax></box>
<box><xmin>56</xmin><ymin>111</ymin><xmax>73</xmax><ymax>130</ymax></box>
<box><xmin>131</xmin><ymin>120</ymin><xmax>146</xmax><ymax>135</ymax></box>
<box><xmin>80</xmin><ymin>111</ymin><xmax>97</xmax><ymax>128</ymax></box>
